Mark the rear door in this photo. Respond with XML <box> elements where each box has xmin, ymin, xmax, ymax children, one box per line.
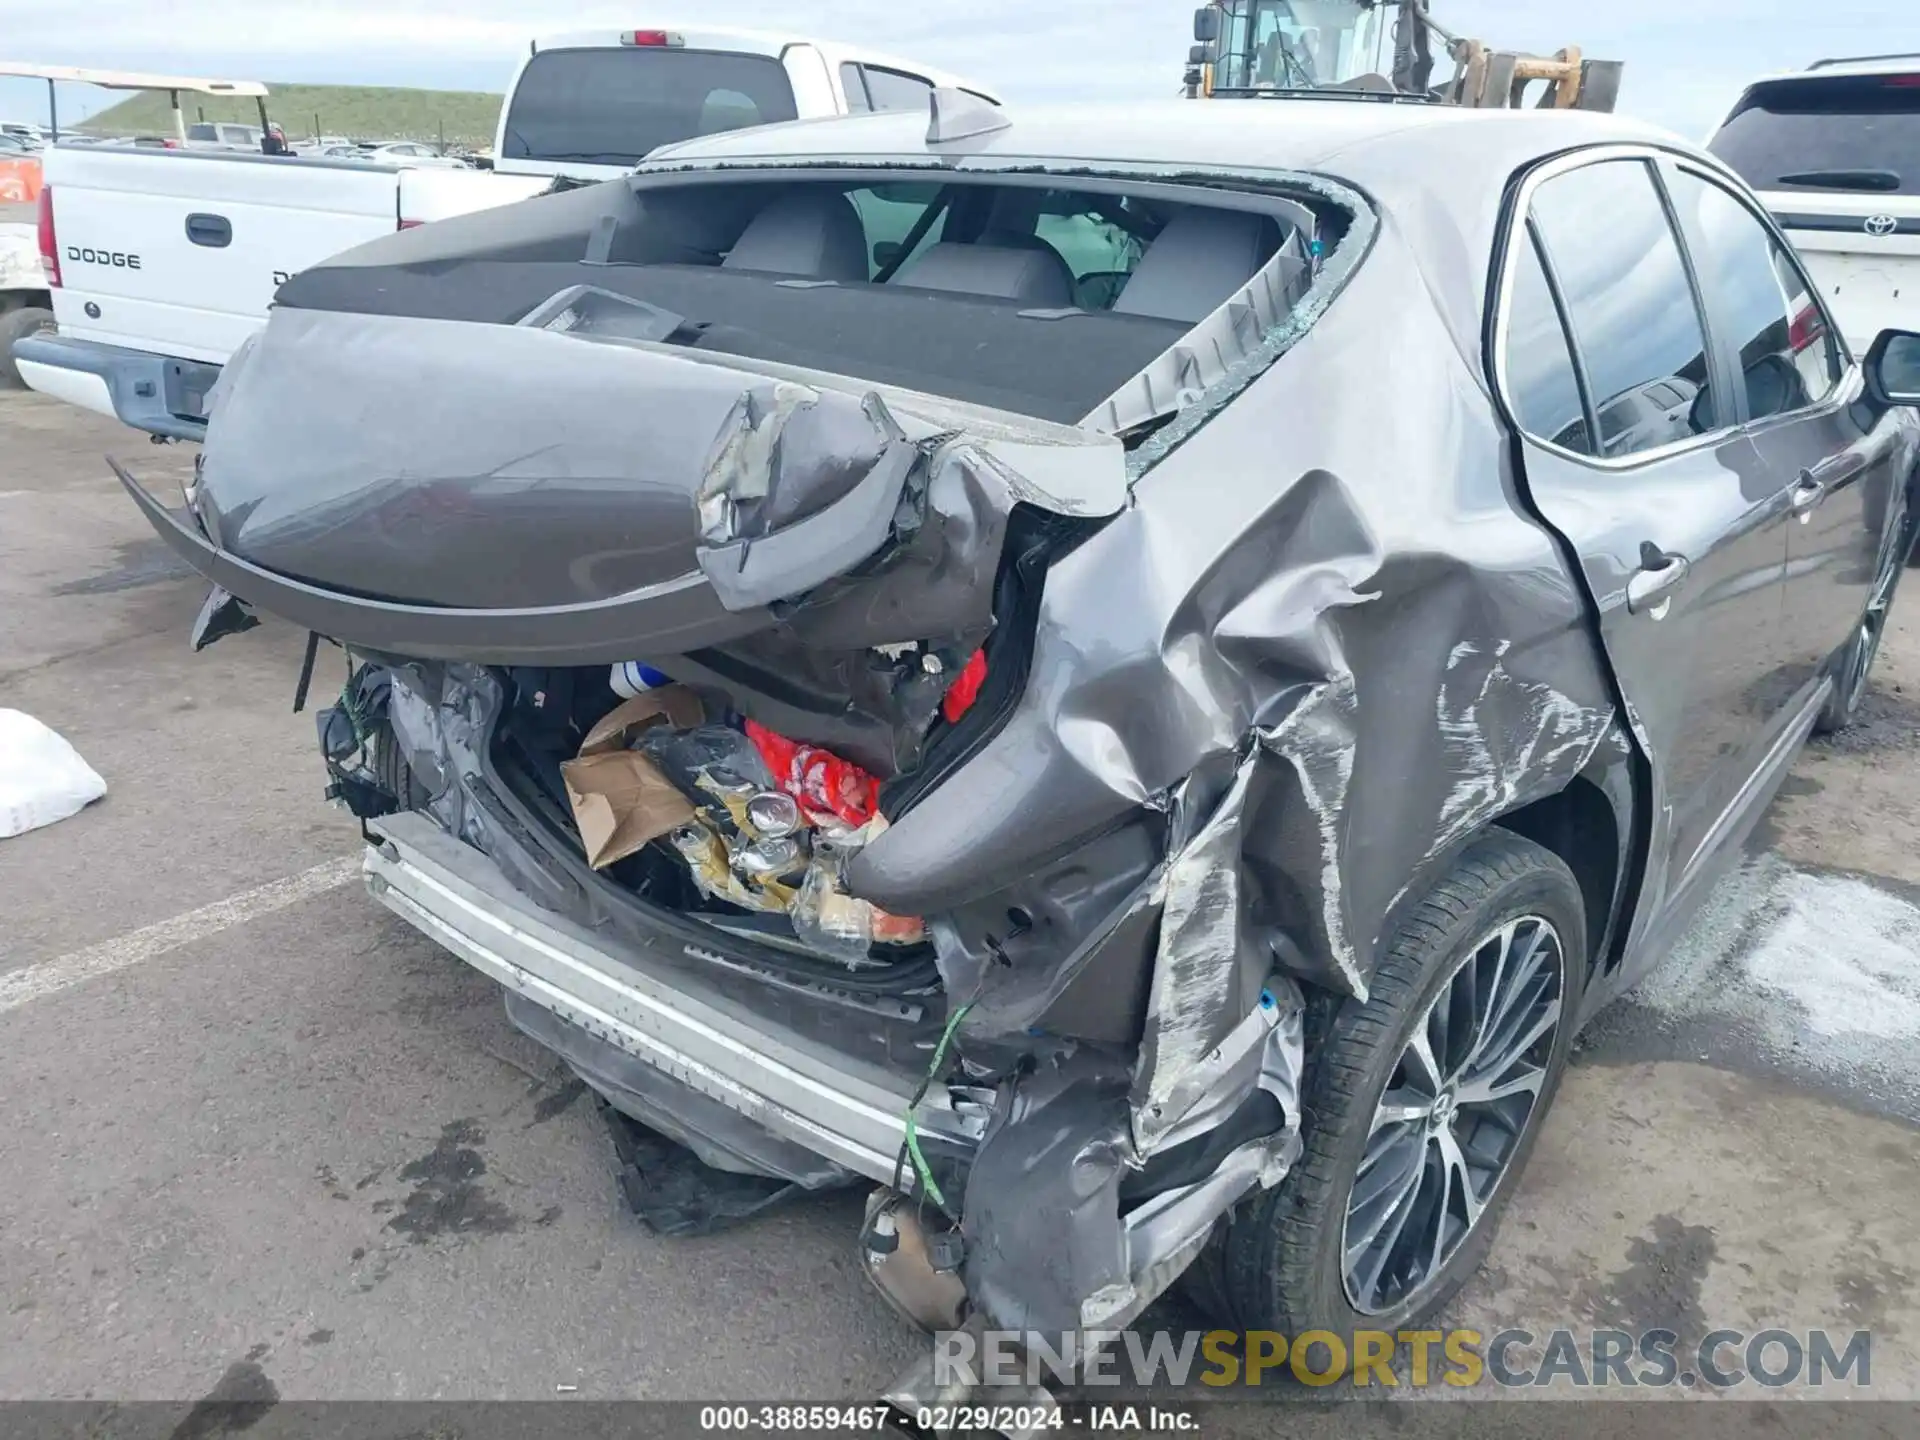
<box><xmin>1663</xmin><ymin>160</ymin><xmax>1907</xmax><ymax>696</ymax></box>
<box><xmin>48</xmin><ymin>145</ymin><xmax>402</xmax><ymax>366</ymax></box>
<box><xmin>1708</xmin><ymin>70</ymin><xmax>1920</xmax><ymax>355</ymax></box>
<box><xmin>1494</xmin><ymin>150</ymin><xmax>1801</xmax><ymax>943</ymax></box>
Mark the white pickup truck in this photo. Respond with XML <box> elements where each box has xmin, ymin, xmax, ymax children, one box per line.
<box><xmin>13</xmin><ymin>29</ymin><xmax>995</xmax><ymax>437</ymax></box>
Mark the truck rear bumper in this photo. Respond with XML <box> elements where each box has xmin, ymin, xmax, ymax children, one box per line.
<box><xmin>362</xmin><ymin>810</ymin><xmax>983</xmax><ymax>1186</ymax></box>
<box><xmin>12</xmin><ymin>333</ymin><xmax>216</xmax><ymax>440</ymax></box>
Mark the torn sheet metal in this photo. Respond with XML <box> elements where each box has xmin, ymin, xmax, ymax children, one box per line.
<box><xmin>959</xmin><ymin>982</ymin><xmax>1304</xmax><ymax>1333</ymax></box>
<box><xmin>959</xmin><ymin>1059</ymin><xmax>1135</xmax><ymax>1334</ymax></box>
<box><xmin>852</xmin><ymin>226</ymin><xmax>1623</xmax><ymax>1030</ymax></box>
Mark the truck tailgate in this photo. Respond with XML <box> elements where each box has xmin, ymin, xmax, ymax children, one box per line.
<box><xmin>45</xmin><ymin>146</ymin><xmax>404</xmax><ymax>365</ymax></box>
<box><xmin>1769</xmin><ymin>198</ymin><xmax>1920</xmax><ymax>356</ymax></box>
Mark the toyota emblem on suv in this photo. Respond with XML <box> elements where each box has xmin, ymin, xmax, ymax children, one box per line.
<box><xmin>1865</xmin><ymin>214</ymin><xmax>1898</xmax><ymax>237</ymax></box>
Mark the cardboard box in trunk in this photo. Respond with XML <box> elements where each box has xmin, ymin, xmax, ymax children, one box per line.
<box><xmin>560</xmin><ymin>686</ymin><xmax>705</xmax><ymax>870</ymax></box>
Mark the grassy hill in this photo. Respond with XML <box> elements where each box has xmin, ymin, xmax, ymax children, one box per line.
<box><xmin>77</xmin><ymin>83</ymin><xmax>504</xmax><ymax>147</ymax></box>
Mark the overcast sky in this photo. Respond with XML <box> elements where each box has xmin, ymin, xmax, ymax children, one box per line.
<box><xmin>1</xmin><ymin>1</ymin><xmax>1913</xmax><ymax>140</ymax></box>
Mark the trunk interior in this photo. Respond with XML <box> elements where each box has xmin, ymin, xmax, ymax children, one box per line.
<box><xmin>461</xmin><ymin>503</ymin><xmax>1083</xmax><ymax>985</ymax></box>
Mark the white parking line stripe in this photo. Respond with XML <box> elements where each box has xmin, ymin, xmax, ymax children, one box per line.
<box><xmin>0</xmin><ymin>854</ymin><xmax>362</xmax><ymax>1014</ymax></box>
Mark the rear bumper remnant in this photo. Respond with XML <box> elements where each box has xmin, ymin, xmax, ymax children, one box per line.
<box><xmin>363</xmin><ymin>809</ymin><xmax>981</xmax><ymax>1184</ymax></box>
<box><xmin>14</xmin><ymin>332</ymin><xmax>216</xmax><ymax>440</ymax></box>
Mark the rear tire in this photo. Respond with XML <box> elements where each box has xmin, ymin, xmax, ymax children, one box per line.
<box><xmin>1218</xmin><ymin>830</ymin><xmax>1585</xmax><ymax>1335</ymax></box>
<box><xmin>0</xmin><ymin>304</ymin><xmax>53</xmax><ymax>390</ymax></box>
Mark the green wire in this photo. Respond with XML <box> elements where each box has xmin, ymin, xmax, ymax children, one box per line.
<box><xmin>904</xmin><ymin>1000</ymin><xmax>973</xmax><ymax>1213</ymax></box>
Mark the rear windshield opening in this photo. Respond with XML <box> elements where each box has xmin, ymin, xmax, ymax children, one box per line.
<box><xmin>1710</xmin><ymin>73</ymin><xmax>1920</xmax><ymax>195</ymax></box>
<box><xmin>501</xmin><ymin>46</ymin><xmax>800</xmax><ymax>167</ymax></box>
<box><xmin>282</xmin><ymin>174</ymin><xmax>1337</xmax><ymax>426</ymax></box>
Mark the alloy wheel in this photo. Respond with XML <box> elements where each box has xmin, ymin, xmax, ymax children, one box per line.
<box><xmin>1340</xmin><ymin>915</ymin><xmax>1565</xmax><ymax>1314</ymax></box>
<box><xmin>1842</xmin><ymin>553</ymin><xmax>1899</xmax><ymax>719</ymax></box>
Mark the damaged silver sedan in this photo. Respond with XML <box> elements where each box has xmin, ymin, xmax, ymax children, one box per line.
<box><xmin>121</xmin><ymin>94</ymin><xmax>1919</xmax><ymax>1350</ymax></box>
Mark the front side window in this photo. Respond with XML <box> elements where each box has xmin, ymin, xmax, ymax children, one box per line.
<box><xmin>1217</xmin><ymin>1</ymin><xmax>1390</xmax><ymax>90</ymax></box>
<box><xmin>1668</xmin><ymin>169</ymin><xmax>1842</xmax><ymax>421</ymax></box>
<box><xmin>1529</xmin><ymin>159</ymin><xmax>1716</xmax><ymax>460</ymax></box>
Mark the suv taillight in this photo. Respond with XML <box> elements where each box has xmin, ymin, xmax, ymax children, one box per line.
<box><xmin>36</xmin><ymin>184</ymin><xmax>59</xmax><ymax>288</ymax></box>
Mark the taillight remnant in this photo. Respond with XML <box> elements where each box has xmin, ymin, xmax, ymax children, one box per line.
<box><xmin>36</xmin><ymin>184</ymin><xmax>59</xmax><ymax>287</ymax></box>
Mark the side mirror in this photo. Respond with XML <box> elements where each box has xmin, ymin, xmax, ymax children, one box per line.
<box><xmin>1865</xmin><ymin>328</ymin><xmax>1920</xmax><ymax>406</ymax></box>
<box><xmin>872</xmin><ymin>240</ymin><xmax>905</xmax><ymax>271</ymax></box>
<box><xmin>1193</xmin><ymin>7</ymin><xmax>1220</xmax><ymax>43</ymax></box>
<box><xmin>1189</xmin><ymin>43</ymin><xmax>1215</xmax><ymax>65</ymax></box>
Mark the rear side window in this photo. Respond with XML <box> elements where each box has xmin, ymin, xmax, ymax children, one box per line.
<box><xmin>1710</xmin><ymin>74</ymin><xmax>1920</xmax><ymax>196</ymax></box>
<box><xmin>1528</xmin><ymin>159</ymin><xmax>1716</xmax><ymax>460</ymax></box>
<box><xmin>502</xmin><ymin>47</ymin><xmax>799</xmax><ymax>167</ymax></box>
<box><xmin>859</xmin><ymin>66</ymin><xmax>934</xmax><ymax>112</ymax></box>
<box><xmin>840</xmin><ymin>62</ymin><xmax>871</xmax><ymax>112</ymax></box>
<box><xmin>1503</xmin><ymin>228</ymin><xmax>1592</xmax><ymax>454</ymax></box>
<box><xmin>1667</xmin><ymin>169</ymin><xmax>1843</xmax><ymax>420</ymax></box>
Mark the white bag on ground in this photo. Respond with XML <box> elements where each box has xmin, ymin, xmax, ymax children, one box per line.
<box><xmin>0</xmin><ymin>710</ymin><xmax>107</xmax><ymax>838</ymax></box>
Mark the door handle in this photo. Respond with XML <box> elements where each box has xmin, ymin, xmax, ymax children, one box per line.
<box><xmin>1626</xmin><ymin>543</ymin><xmax>1690</xmax><ymax>618</ymax></box>
<box><xmin>184</xmin><ymin>213</ymin><xmax>232</xmax><ymax>248</ymax></box>
<box><xmin>1789</xmin><ymin>469</ymin><xmax>1825</xmax><ymax>521</ymax></box>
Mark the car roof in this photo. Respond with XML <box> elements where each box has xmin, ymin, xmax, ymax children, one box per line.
<box><xmin>645</xmin><ymin>96</ymin><xmax>1676</xmax><ymax>177</ymax></box>
<box><xmin>1800</xmin><ymin>54</ymin><xmax>1920</xmax><ymax>80</ymax></box>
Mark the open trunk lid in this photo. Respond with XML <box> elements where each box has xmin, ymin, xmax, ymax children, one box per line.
<box><xmin>121</xmin><ymin>299</ymin><xmax>1128</xmax><ymax>669</ymax></box>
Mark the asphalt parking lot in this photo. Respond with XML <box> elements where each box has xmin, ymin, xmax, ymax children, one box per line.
<box><xmin>5</xmin><ymin>388</ymin><xmax>1920</xmax><ymax>1416</ymax></box>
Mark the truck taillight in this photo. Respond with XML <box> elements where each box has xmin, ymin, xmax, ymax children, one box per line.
<box><xmin>36</xmin><ymin>185</ymin><xmax>59</xmax><ymax>288</ymax></box>
<box><xmin>1788</xmin><ymin>302</ymin><xmax>1825</xmax><ymax>355</ymax></box>
<box><xmin>398</xmin><ymin>219</ymin><xmax>425</xmax><ymax>230</ymax></box>
<box><xmin>621</xmin><ymin>29</ymin><xmax>682</xmax><ymax>46</ymax></box>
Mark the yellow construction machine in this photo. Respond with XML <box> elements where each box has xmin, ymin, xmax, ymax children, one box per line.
<box><xmin>1183</xmin><ymin>0</ymin><xmax>1624</xmax><ymax>112</ymax></box>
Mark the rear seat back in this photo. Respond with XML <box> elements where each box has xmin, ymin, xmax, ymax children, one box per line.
<box><xmin>889</xmin><ymin>242</ymin><xmax>1075</xmax><ymax>307</ymax></box>
<box><xmin>722</xmin><ymin>192</ymin><xmax>870</xmax><ymax>284</ymax></box>
<box><xmin>1114</xmin><ymin>209</ymin><xmax>1282</xmax><ymax>323</ymax></box>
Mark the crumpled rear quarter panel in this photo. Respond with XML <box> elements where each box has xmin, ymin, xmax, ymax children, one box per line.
<box><xmin>852</xmin><ymin>208</ymin><xmax>1620</xmax><ymax>1076</ymax></box>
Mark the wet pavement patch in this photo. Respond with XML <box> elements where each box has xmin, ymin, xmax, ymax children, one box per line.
<box><xmin>303</xmin><ymin>1328</ymin><xmax>334</xmax><ymax>1346</ymax></box>
<box><xmin>52</xmin><ymin>537</ymin><xmax>196</xmax><ymax>596</ymax></box>
<box><xmin>1748</xmin><ymin>771</ymin><xmax>1823</xmax><ymax>853</ymax></box>
<box><xmin>1578</xmin><ymin>853</ymin><xmax>1920</xmax><ymax>1125</ymax></box>
<box><xmin>1574</xmin><ymin>1214</ymin><xmax>1717</xmax><ymax>1349</ymax></box>
<box><xmin>385</xmin><ymin>1118</ymin><xmax>520</xmax><ymax>1244</ymax></box>
<box><xmin>165</xmin><ymin>1360</ymin><xmax>278</xmax><ymax>1440</ymax></box>
<box><xmin>1835</xmin><ymin>1256</ymin><xmax>1915</xmax><ymax>1335</ymax></box>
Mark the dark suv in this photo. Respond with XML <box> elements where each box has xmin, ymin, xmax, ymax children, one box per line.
<box><xmin>123</xmin><ymin>96</ymin><xmax>1919</xmax><ymax>1355</ymax></box>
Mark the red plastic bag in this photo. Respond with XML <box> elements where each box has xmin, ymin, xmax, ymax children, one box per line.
<box><xmin>744</xmin><ymin>719</ymin><xmax>880</xmax><ymax>827</ymax></box>
<box><xmin>941</xmin><ymin>648</ymin><xmax>988</xmax><ymax>724</ymax></box>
